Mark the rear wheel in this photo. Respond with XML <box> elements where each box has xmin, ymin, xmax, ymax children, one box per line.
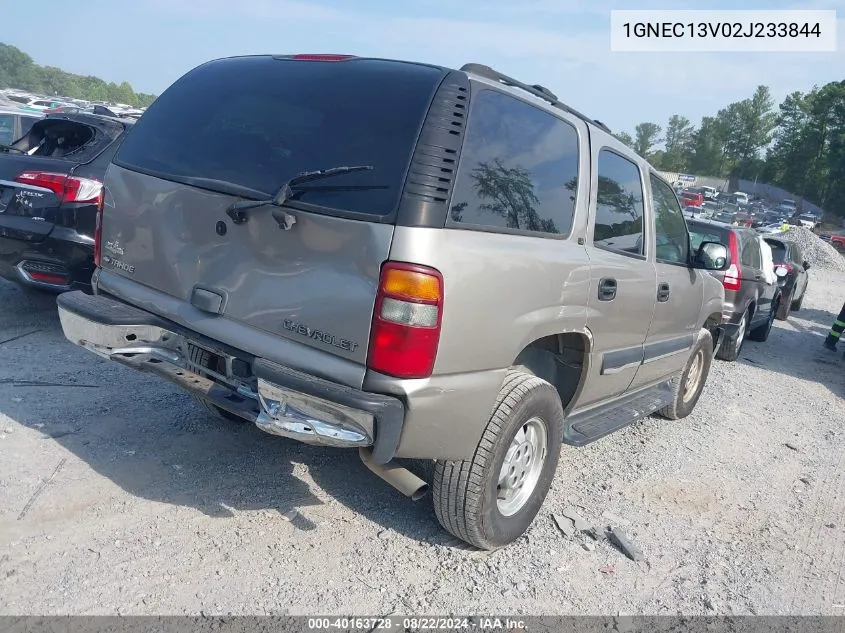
<box><xmin>749</xmin><ymin>298</ymin><xmax>778</xmax><ymax>342</ymax></box>
<box><xmin>433</xmin><ymin>370</ymin><xmax>563</xmax><ymax>550</ymax></box>
<box><xmin>791</xmin><ymin>289</ymin><xmax>804</xmax><ymax>311</ymax></box>
<box><xmin>659</xmin><ymin>329</ymin><xmax>713</xmax><ymax>420</ymax></box>
<box><xmin>716</xmin><ymin>310</ymin><xmax>748</xmax><ymax>362</ymax></box>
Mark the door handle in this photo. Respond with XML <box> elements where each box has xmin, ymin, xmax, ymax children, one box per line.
<box><xmin>657</xmin><ymin>282</ymin><xmax>671</xmax><ymax>302</ymax></box>
<box><xmin>598</xmin><ymin>277</ymin><xmax>617</xmax><ymax>301</ymax></box>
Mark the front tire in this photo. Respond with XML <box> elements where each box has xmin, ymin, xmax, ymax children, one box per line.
<box><xmin>433</xmin><ymin>370</ymin><xmax>563</xmax><ymax>550</ymax></box>
<box><xmin>659</xmin><ymin>329</ymin><xmax>713</xmax><ymax>420</ymax></box>
<box><xmin>776</xmin><ymin>290</ymin><xmax>792</xmax><ymax>320</ymax></box>
<box><xmin>716</xmin><ymin>310</ymin><xmax>748</xmax><ymax>362</ymax></box>
<box><xmin>791</xmin><ymin>289</ymin><xmax>804</xmax><ymax>311</ymax></box>
<box><xmin>749</xmin><ymin>298</ymin><xmax>778</xmax><ymax>342</ymax></box>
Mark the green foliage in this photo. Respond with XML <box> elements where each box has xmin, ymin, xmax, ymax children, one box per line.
<box><xmin>0</xmin><ymin>43</ymin><xmax>156</xmax><ymax>107</ymax></box>
<box><xmin>620</xmin><ymin>80</ymin><xmax>844</xmax><ymax>218</ymax></box>
<box><xmin>661</xmin><ymin>115</ymin><xmax>695</xmax><ymax>172</ymax></box>
<box><xmin>633</xmin><ymin>122</ymin><xmax>662</xmax><ymax>158</ymax></box>
<box><xmin>613</xmin><ymin>131</ymin><xmax>634</xmax><ymax>147</ymax></box>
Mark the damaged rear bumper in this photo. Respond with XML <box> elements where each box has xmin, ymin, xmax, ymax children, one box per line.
<box><xmin>56</xmin><ymin>291</ymin><xmax>404</xmax><ymax>464</ymax></box>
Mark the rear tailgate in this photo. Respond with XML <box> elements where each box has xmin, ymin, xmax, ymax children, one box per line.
<box><xmin>102</xmin><ymin>56</ymin><xmax>445</xmax><ymax>373</ymax></box>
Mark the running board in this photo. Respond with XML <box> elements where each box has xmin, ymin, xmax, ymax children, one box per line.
<box><xmin>563</xmin><ymin>381</ymin><xmax>674</xmax><ymax>446</ymax></box>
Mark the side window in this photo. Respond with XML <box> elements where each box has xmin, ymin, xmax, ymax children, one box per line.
<box><xmin>792</xmin><ymin>244</ymin><xmax>803</xmax><ymax>264</ymax></box>
<box><xmin>593</xmin><ymin>149</ymin><xmax>645</xmax><ymax>255</ymax></box>
<box><xmin>650</xmin><ymin>174</ymin><xmax>690</xmax><ymax>264</ymax></box>
<box><xmin>0</xmin><ymin>114</ymin><xmax>14</xmax><ymax>145</ymax></box>
<box><xmin>449</xmin><ymin>89</ymin><xmax>579</xmax><ymax>236</ymax></box>
<box><xmin>741</xmin><ymin>235</ymin><xmax>762</xmax><ymax>268</ymax></box>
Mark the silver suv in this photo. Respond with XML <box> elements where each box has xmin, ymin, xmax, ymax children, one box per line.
<box><xmin>56</xmin><ymin>55</ymin><xmax>727</xmax><ymax>549</ymax></box>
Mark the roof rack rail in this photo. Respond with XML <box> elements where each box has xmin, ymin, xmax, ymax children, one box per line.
<box><xmin>459</xmin><ymin>63</ymin><xmax>612</xmax><ymax>134</ymax></box>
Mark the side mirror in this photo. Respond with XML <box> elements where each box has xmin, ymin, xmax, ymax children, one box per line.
<box><xmin>775</xmin><ymin>266</ymin><xmax>788</xmax><ymax>278</ymax></box>
<box><xmin>694</xmin><ymin>241</ymin><xmax>729</xmax><ymax>271</ymax></box>
<box><xmin>803</xmin><ymin>261</ymin><xmax>811</xmax><ymax>270</ymax></box>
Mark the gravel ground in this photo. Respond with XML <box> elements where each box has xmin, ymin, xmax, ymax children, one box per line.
<box><xmin>0</xmin><ymin>268</ymin><xmax>844</xmax><ymax>617</ymax></box>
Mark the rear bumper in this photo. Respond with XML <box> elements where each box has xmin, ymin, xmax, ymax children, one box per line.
<box><xmin>0</xmin><ymin>229</ymin><xmax>95</xmax><ymax>292</ymax></box>
<box><xmin>56</xmin><ymin>290</ymin><xmax>405</xmax><ymax>464</ymax></box>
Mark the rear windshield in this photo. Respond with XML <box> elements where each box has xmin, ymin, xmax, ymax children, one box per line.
<box><xmin>114</xmin><ymin>57</ymin><xmax>444</xmax><ymax>217</ymax></box>
<box><xmin>765</xmin><ymin>240</ymin><xmax>787</xmax><ymax>263</ymax></box>
<box><xmin>20</xmin><ymin>119</ymin><xmax>112</xmax><ymax>162</ymax></box>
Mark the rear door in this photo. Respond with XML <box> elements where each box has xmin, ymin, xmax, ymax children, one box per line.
<box><xmin>633</xmin><ymin>173</ymin><xmax>702</xmax><ymax>388</ymax></box>
<box><xmin>103</xmin><ymin>56</ymin><xmax>446</xmax><ymax>369</ymax></box>
<box><xmin>578</xmin><ymin>144</ymin><xmax>655</xmax><ymax>407</ymax></box>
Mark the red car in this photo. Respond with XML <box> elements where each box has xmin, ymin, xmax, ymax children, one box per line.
<box><xmin>820</xmin><ymin>229</ymin><xmax>845</xmax><ymax>249</ymax></box>
<box><xmin>680</xmin><ymin>191</ymin><xmax>704</xmax><ymax>208</ymax></box>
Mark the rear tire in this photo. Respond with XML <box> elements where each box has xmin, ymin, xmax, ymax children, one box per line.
<box><xmin>716</xmin><ymin>310</ymin><xmax>748</xmax><ymax>362</ymax></box>
<box><xmin>749</xmin><ymin>298</ymin><xmax>778</xmax><ymax>342</ymax></box>
<box><xmin>433</xmin><ymin>370</ymin><xmax>563</xmax><ymax>550</ymax></box>
<box><xmin>659</xmin><ymin>329</ymin><xmax>713</xmax><ymax>420</ymax></box>
<box><xmin>791</xmin><ymin>290</ymin><xmax>804</xmax><ymax>311</ymax></box>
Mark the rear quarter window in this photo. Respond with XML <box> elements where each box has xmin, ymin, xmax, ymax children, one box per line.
<box><xmin>448</xmin><ymin>89</ymin><xmax>580</xmax><ymax>236</ymax></box>
<box><xmin>113</xmin><ymin>57</ymin><xmax>444</xmax><ymax>217</ymax></box>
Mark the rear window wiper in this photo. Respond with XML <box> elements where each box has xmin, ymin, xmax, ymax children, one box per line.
<box><xmin>225</xmin><ymin>165</ymin><xmax>374</xmax><ymax>228</ymax></box>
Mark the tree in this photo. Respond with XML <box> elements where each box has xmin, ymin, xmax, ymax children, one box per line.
<box><xmin>724</xmin><ymin>86</ymin><xmax>777</xmax><ymax>179</ymax></box>
<box><xmin>0</xmin><ymin>42</ymin><xmax>155</xmax><ymax>107</ymax></box>
<box><xmin>660</xmin><ymin>115</ymin><xmax>695</xmax><ymax>171</ymax></box>
<box><xmin>469</xmin><ymin>158</ymin><xmax>555</xmax><ymax>233</ymax></box>
<box><xmin>633</xmin><ymin>122</ymin><xmax>662</xmax><ymax>158</ymax></box>
<box><xmin>613</xmin><ymin>131</ymin><xmax>634</xmax><ymax>147</ymax></box>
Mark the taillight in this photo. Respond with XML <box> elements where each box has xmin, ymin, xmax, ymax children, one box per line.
<box><xmin>93</xmin><ymin>189</ymin><xmax>104</xmax><ymax>267</ymax></box>
<box><xmin>367</xmin><ymin>262</ymin><xmax>444</xmax><ymax>379</ymax></box>
<box><xmin>291</xmin><ymin>54</ymin><xmax>355</xmax><ymax>61</ymax></box>
<box><xmin>723</xmin><ymin>231</ymin><xmax>741</xmax><ymax>291</ymax></box>
<box><xmin>15</xmin><ymin>171</ymin><xmax>102</xmax><ymax>203</ymax></box>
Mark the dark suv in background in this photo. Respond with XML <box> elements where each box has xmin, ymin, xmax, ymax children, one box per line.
<box><xmin>688</xmin><ymin>219</ymin><xmax>782</xmax><ymax>362</ymax></box>
<box><xmin>763</xmin><ymin>236</ymin><xmax>810</xmax><ymax>320</ymax></box>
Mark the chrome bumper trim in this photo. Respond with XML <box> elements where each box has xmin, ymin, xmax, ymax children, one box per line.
<box><xmin>58</xmin><ymin>305</ymin><xmax>374</xmax><ymax>450</ymax></box>
<box><xmin>255</xmin><ymin>378</ymin><xmax>373</xmax><ymax>447</ymax></box>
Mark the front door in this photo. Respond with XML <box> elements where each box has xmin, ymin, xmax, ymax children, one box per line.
<box><xmin>633</xmin><ymin>173</ymin><xmax>703</xmax><ymax>387</ymax></box>
<box><xmin>577</xmin><ymin>145</ymin><xmax>655</xmax><ymax>408</ymax></box>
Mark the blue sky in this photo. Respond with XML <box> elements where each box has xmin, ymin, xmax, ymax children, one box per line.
<box><xmin>4</xmin><ymin>0</ymin><xmax>842</xmax><ymax>137</ymax></box>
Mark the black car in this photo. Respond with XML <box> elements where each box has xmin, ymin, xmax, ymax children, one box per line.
<box><xmin>0</xmin><ymin>113</ymin><xmax>132</xmax><ymax>292</ymax></box>
<box><xmin>763</xmin><ymin>236</ymin><xmax>810</xmax><ymax>320</ymax></box>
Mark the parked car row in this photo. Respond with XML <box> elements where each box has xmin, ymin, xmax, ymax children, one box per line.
<box><xmin>0</xmin><ymin>89</ymin><xmax>146</xmax><ymax>119</ymax></box>
<box><xmin>0</xmin><ymin>55</ymin><xmax>814</xmax><ymax>550</ymax></box>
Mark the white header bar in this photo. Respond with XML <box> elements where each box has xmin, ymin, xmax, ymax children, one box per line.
<box><xmin>610</xmin><ymin>10</ymin><xmax>837</xmax><ymax>52</ymax></box>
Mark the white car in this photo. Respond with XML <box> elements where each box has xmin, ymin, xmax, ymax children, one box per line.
<box><xmin>700</xmin><ymin>185</ymin><xmax>717</xmax><ymax>200</ymax></box>
<box><xmin>756</xmin><ymin>223</ymin><xmax>784</xmax><ymax>234</ymax></box>
<box><xmin>796</xmin><ymin>214</ymin><xmax>818</xmax><ymax>229</ymax></box>
<box><xmin>733</xmin><ymin>191</ymin><xmax>749</xmax><ymax>206</ymax></box>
